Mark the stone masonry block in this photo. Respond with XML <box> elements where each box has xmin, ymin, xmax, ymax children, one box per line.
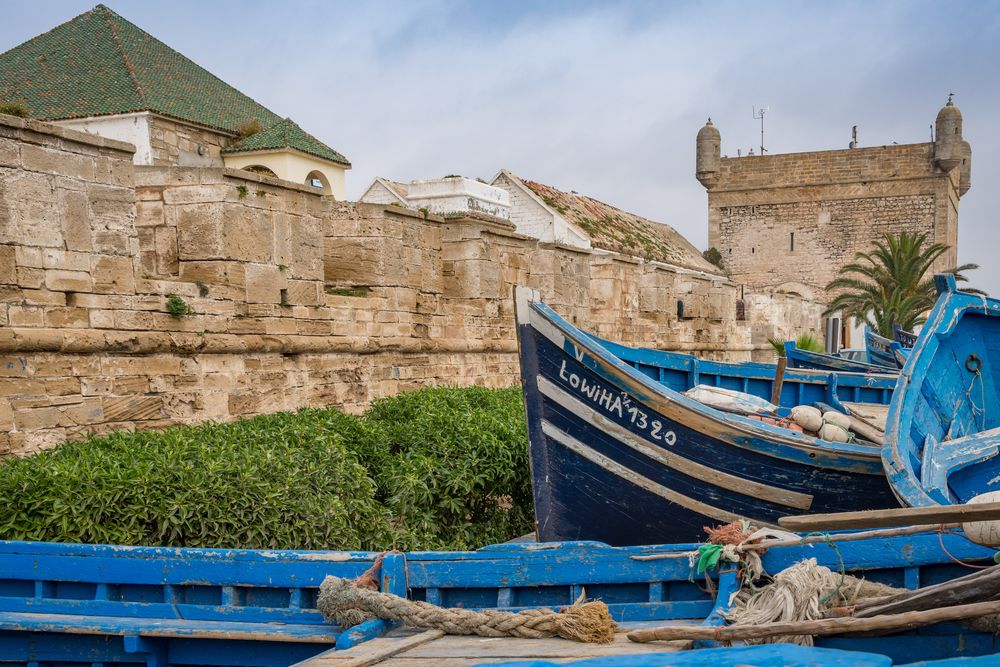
<box><xmin>21</xmin><ymin>144</ymin><xmax>96</xmax><ymax>181</ymax></box>
<box><xmin>178</xmin><ymin>261</ymin><xmax>246</xmax><ymax>288</ymax></box>
<box><xmin>135</xmin><ymin>199</ymin><xmax>165</xmax><ymax>227</ymax></box>
<box><xmin>155</xmin><ymin>226</ymin><xmax>179</xmax><ymax>275</ymax></box>
<box><xmin>284</xmin><ymin>279</ymin><xmax>323</xmax><ymax>306</ymax></box>
<box><xmin>0</xmin><ymin>138</ymin><xmax>18</xmax><ymax>168</ymax></box>
<box><xmin>44</xmin><ymin>269</ymin><xmax>93</xmax><ymax>292</ymax></box>
<box><xmin>0</xmin><ymin>245</ymin><xmax>15</xmax><ymax>284</ymax></box>
<box><xmin>176</xmin><ymin>205</ymin><xmax>224</xmax><ymax>260</ymax></box>
<box><xmin>8</xmin><ymin>305</ymin><xmax>43</xmax><ymax>327</ymax></box>
<box><xmin>45</xmin><ymin>307</ymin><xmax>89</xmax><ymax>328</ymax></box>
<box><xmin>91</xmin><ymin>255</ymin><xmax>136</xmax><ymax>294</ymax></box>
<box><xmin>42</xmin><ymin>249</ymin><xmax>90</xmax><ymax>272</ymax></box>
<box><xmin>59</xmin><ymin>188</ymin><xmax>93</xmax><ymax>252</ymax></box>
<box><xmin>245</xmin><ymin>263</ymin><xmax>284</xmax><ymax>304</ymax></box>
<box><xmin>222</xmin><ymin>206</ymin><xmax>273</xmax><ymax>263</ymax></box>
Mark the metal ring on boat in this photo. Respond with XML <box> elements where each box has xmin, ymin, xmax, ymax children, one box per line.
<box><xmin>966</xmin><ymin>353</ymin><xmax>982</xmax><ymax>373</ymax></box>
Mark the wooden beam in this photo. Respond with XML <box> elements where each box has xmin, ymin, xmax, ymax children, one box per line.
<box><xmin>771</xmin><ymin>357</ymin><xmax>787</xmax><ymax>406</ymax></box>
<box><xmin>627</xmin><ymin>598</ymin><xmax>1000</xmax><ymax>643</ymax></box>
<box><xmin>778</xmin><ymin>501</ymin><xmax>1000</xmax><ymax>531</ymax></box>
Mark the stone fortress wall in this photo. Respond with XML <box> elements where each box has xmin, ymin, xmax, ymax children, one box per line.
<box><xmin>704</xmin><ymin>143</ymin><xmax>960</xmax><ymax>298</ymax></box>
<box><xmin>694</xmin><ymin>101</ymin><xmax>970</xmax><ymax>357</ymax></box>
<box><xmin>1</xmin><ymin>114</ymin><xmax>763</xmax><ymax>456</ymax></box>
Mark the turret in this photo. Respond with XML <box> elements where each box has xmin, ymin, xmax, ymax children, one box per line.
<box><xmin>934</xmin><ymin>95</ymin><xmax>963</xmax><ymax>171</ymax></box>
<box><xmin>959</xmin><ymin>140</ymin><xmax>972</xmax><ymax>196</ymax></box>
<box><xmin>696</xmin><ymin>118</ymin><xmax>721</xmax><ymax>187</ymax></box>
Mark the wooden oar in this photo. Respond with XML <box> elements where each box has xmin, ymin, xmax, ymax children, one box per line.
<box><xmin>627</xmin><ymin>598</ymin><xmax>1000</xmax><ymax>643</ymax></box>
<box><xmin>778</xmin><ymin>501</ymin><xmax>1000</xmax><ymax>531</ymax></box>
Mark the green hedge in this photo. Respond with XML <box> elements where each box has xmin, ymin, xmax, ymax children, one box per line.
<box><xmin>0</xmin><ymin>386</ymin><xmax>532</xmax><ymax>551</ymax></box>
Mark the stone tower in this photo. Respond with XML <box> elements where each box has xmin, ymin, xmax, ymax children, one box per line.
<box><xmin>698</xmin><ymin>99</ymin><xmax>970</xmax><ymax>302</ymax></box>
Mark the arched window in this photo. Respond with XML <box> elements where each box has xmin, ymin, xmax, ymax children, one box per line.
<box><xmin>305</xmin><ymin>170</ymin><xmax>331</xmax><ymax>193</ymax></box>
<box><xmin>242</xmin><ymin>165</ymin><xmax>278</xmax><ymax>178</ymax></box>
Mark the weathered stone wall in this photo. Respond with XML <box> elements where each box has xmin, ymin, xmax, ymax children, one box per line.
<box><xmin>147</xmin><ymin>115</ymin><xmax>232</xmax><ymax>168</ymax></box>
<box><xmin>743</xmin><ymin>291</ymin><xmax>827</xmax><ymax>362</ymax></box>
<box><xmin>1</xmin><ymin>114</ymin><xmax>762</xmax><ymax>455</ymax></box>
<box><xmin>706</xmin><ymin>143</ymin><xmax>961</xmax><ymax>299</ymax></box>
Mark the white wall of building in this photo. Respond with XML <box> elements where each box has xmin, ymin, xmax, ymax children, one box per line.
<box><xmin>491</xmin><ymin>172</ymin><xmax>556</xmax><ymax>242</ymax></box>
<box><xmin>223</xmin><ymin>150</ymin><xmax>348</xmax><ymax>200</ymax></box>
<box><xmin>359</xmin><ymin>180</ymin><xmax>406</xmax><ymax>206</ymax></box>
<box><xmin>55</xmin><ymin>112</ymin><xmax>153</xmax><ymax>164</ymax></box>
<box><xmin>404</xmin><ymin>177</ymin><xmax>510</xmax><ymax>219</ymax></box>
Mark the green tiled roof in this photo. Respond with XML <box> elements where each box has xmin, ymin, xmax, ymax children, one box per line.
<box><xmin>0</xmin><ymin>4</ymin><xmax>348</xmax><ymax>167</ymax></box>
<box><xmin>223</xmin><ymin>118</ymin><xmax>350</xmax><ymax>166</ymax></box>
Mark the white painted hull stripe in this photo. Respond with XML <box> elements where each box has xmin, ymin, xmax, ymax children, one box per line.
<box><xmin>540</xmin><ymin>420</ymin><xmax>776</xmax><ymax>528</ymax></box>
<box><xmin>537</xmin><ymin>376</ymin><xmax>813</xmax><ymax>510</ymax></box>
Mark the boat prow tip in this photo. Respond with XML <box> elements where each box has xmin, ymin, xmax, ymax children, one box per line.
<box><xmin>934</xmin><ymin>273</ymin><xmax>958</xmax><ymax>295</ymax></box>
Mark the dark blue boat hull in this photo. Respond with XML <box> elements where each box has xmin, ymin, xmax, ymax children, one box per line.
<box><xmin>516</xmin><ymin>291</ymin><xmax>899</xmax><ymax>545</ymax></box>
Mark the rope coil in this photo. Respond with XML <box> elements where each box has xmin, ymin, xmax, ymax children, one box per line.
<box><xmin>317</xmin><ymin>560</ymin><xmax>617</xmax><ymax>643</ymax></box>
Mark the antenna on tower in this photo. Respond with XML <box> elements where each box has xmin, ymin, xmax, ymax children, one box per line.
<box><xmin>753</xmin><ymin>106</ymin><xmax>769</xmax><ymax>154</ymax></box>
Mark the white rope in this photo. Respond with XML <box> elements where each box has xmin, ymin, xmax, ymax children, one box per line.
<box><xmin>724</xmin><ymin>558</ymin><xmax>901</xmax><ymax>647</ymax></box>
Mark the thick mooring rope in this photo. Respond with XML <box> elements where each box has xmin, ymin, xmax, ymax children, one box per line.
<box><xmin>318</xmin><ymin>575</ymin><xmax>617</xmax><ymax>643</ymax></box>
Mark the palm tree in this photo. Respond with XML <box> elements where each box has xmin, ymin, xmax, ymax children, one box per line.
<box><xmin>768</xmin><ymin>333</ymin><xmax>825</xmax><ymax>358</ymax></box>
<box><xmin>824</xmin><ymin>232</ymin><xmax>981</xmax><ymax>337</ymax></box>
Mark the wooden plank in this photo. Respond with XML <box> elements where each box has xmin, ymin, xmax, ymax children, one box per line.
<box><xmin>843</xmin><ymin>402</ymin><xmax>889</xmax><ymax>432</ymax></box>
<box><xmin>0</xmin><ymin>611</ymin><xmax>339</xmax><ymax>643</ymax></box>
<box><xmin>396</xmin><ymin>632</ymin><xmax>685</xmax><ymax>659</ymax></box>
<box><xmin>778</xmin><ymin>500</ymin><xmax>1000</xmax><ymax>531</ymax></box>
<box><xmin>294</xmin><ymin>630</ymin><xmax>444</xmax><ymax>667</ymax></box>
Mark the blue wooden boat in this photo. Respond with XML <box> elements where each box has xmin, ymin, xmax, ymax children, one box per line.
<box><xmin>884</xmin><ymin>274</ymin><xmax>1000</xmax><ymax>507</ymax></box>
<box><xmin>893</xmin><ymin>324</ymin><xmax>919</xmax><ymax>349</ymax></box>
<box><xmin>478</xmin><ymin>645</ymin><xmax>998</xmax><ymax>666</ymax></box>
<box><xmin>784</xmin><ymin>340</ymin><xmax>897</xmax><ymax>374</ymax></box>
<box><xmin>866</xmin><ymin>327</ymin><xmax>902</xmax><ymax>369</ymax></box>
<box><xmin>891</xmin><ymin>340</ymin><xmax>911</xmax><ymax>368</ymax></box>
<box><xmin>513</xmin><ymin>287</ymin><xmax>901</xmax><ymax>545</ymax></box>
<box><xmin>596</xmin><ymin>330</ymin><xmax>898</xmax><ymax>410</ymax></box>
<box><xmin>0</xmin><ymin>531</ymin><xmax>994</xmax><ymax>665</ymax></box>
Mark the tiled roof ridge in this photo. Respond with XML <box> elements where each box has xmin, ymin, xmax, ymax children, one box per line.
<box><xmin>103</xmin><ymin>7</ymin><xmax>144</xmax><ymax>106</ymax></box>
<box><xmin>96</xmin><ymin>4</ymin><xmax>284</xmax><ymax>134</ymax></box>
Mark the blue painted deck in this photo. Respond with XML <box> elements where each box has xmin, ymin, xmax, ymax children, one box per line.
<box><xmin>514</xmin><ymin>286</ymin><xmax>900</xmax><ymax>545</ymax></box>
<box><xmin>884</xmin><ymin>274</ymin><xmax>1000</xmax><ymax>506</ymax></box>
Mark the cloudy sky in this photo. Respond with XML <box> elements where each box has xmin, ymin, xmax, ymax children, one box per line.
<box><xmin>5</xmin><ymin>1</ymin><xmax>1000</xmax><ymax>291</ymax></box>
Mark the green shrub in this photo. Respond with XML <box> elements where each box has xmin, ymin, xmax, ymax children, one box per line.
<box><xmin>362</xmin><ymin>386</ymin><xmax>532</xmax><ymax>550</ymax></box>
<box><xmin>165</xmin><ymin>293</ymin><xmax>192</xmax><ymax>318</ymax></box>
<box><xmin>0</xmin><ymin>410</ymin><xmax>390</xmax><ymax>550</ymax></box>
<box><xmin>0</xmin><ymin>101</ymin><xmax>29</xmax><ymax>118</ymax></box>
<box><xmin>0</xmin><ymin>386</ymin><xmax>532</xmax><ymax>551</ymax></box>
